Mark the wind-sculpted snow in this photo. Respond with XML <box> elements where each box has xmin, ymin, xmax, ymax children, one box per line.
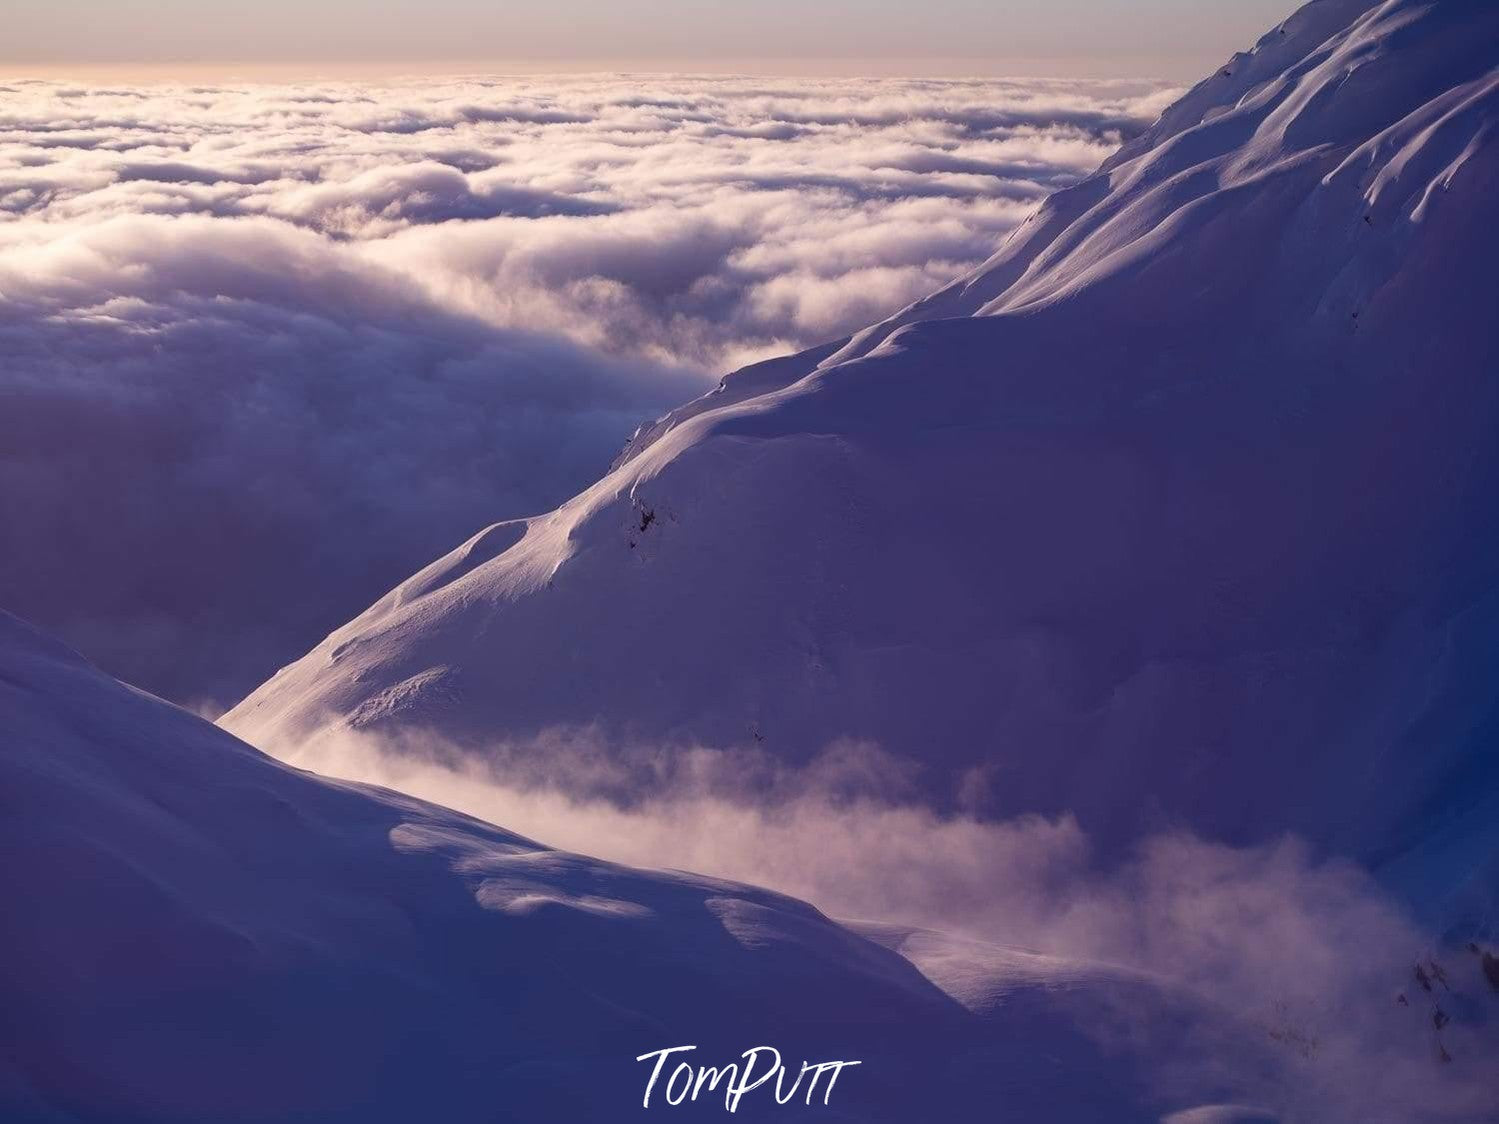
<box><xmin>1</xmin><ymin>608</ymin><xmax>1308</xmax><ymax>1122</ymax></box>
<box><xmin>229</xmin><ymin>0</ymin><xmax>1499</xmax><ymax>937</ymax></box>
<box><xmin>14</xmin><ymin>1</ymin><xmax>1499</xmax><ymax>1115</ymax></box>
<box><xmin>0</xmin><ymin>74</ymin><xmax>1170</xmax><ymax>710</ymax></box>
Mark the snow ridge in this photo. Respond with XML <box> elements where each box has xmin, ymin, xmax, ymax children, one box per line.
<box><xmin>226</xmin><ymin>0</ymin><xmax>1499</xmax><ymax>925</ymax></box>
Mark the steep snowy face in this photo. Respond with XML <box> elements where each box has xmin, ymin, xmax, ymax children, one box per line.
<box><xmin>225</xmin><ymin>0</ymin><xmax>1499</xmax><ymax>912</ymax></box>
<box><xmin>2</xmin><ymin>610</ymin><xmax>1296</xmax><ymax>1122</ymax></box>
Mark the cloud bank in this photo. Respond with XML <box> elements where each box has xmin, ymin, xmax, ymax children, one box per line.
<box><xmin>0</xmin><ymin>74</ymin><xmax>1173</xmax><ymax>706</ymax></box>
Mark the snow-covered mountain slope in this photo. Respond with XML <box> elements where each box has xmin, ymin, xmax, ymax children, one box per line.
<box><xmin>4</xmin><ymin>608</ymin><xmax>1303</xmax><ymax>1123</ymax></box>
<box><xmin>225</xmin><ymin>0</ymin><xmax>1499</xmax><ymax>919</ymax></box>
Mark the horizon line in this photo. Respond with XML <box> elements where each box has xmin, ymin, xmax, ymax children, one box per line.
<box><xmin>0</xmin><ymin>53</ymin><xmax>1214</xmax><ymax>84</ymax></box>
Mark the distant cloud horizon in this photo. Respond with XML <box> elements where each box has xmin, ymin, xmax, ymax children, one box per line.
<box><xmin>2</xmin><ymin>55</ymin><xmax>1227</xmax><ymax>84</ymax></box>
<box><xmin>5</xmin><ymin>0</ymin><xmax>1295</xmax><ymax>79</ymax></box>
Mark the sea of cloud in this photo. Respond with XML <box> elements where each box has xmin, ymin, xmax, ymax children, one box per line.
<box><xmin>10</xmin><ymin>72</ymin><xmax>1495</xmax><ymax>1117</ymax></box>
<box><xmin>0</xmin><ymin>73</ymin><xmax>1173</xmax><ymax>707</ymax></box>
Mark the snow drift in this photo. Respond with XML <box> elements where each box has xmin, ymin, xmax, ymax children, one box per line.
<box><xmin>226</xmin><ymin>0</ymin><xmax>1499</xmax><ymax>923</ymax></box>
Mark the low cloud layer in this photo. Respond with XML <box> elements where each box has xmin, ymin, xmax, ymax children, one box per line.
<box><xmin>0</xmin><ymin>74</ymin><xmax>1173</xmax><ymax>706</ymax></box>
<box><xmin>279</xmin><ymin>726</ymin><xmax>1499</xmax><ymax>1123</ymax></box>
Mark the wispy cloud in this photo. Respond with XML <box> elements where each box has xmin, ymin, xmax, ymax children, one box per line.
<box><xmin>275</xmin><ymin>723</ymin><xmax>1499</xmax><ymax>1123</ymax></box>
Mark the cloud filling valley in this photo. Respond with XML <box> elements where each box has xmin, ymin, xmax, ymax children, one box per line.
<box><xmin>0</xmin><ymin>73</ymin><xmax>1174</xmax><ymax>706</ymax></box>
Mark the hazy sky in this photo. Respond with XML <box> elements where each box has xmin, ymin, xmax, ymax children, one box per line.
<box><xmin>6</xmin><ymin>0</ymin><xmax>1295</xmax><ymax>77</ymax></box>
